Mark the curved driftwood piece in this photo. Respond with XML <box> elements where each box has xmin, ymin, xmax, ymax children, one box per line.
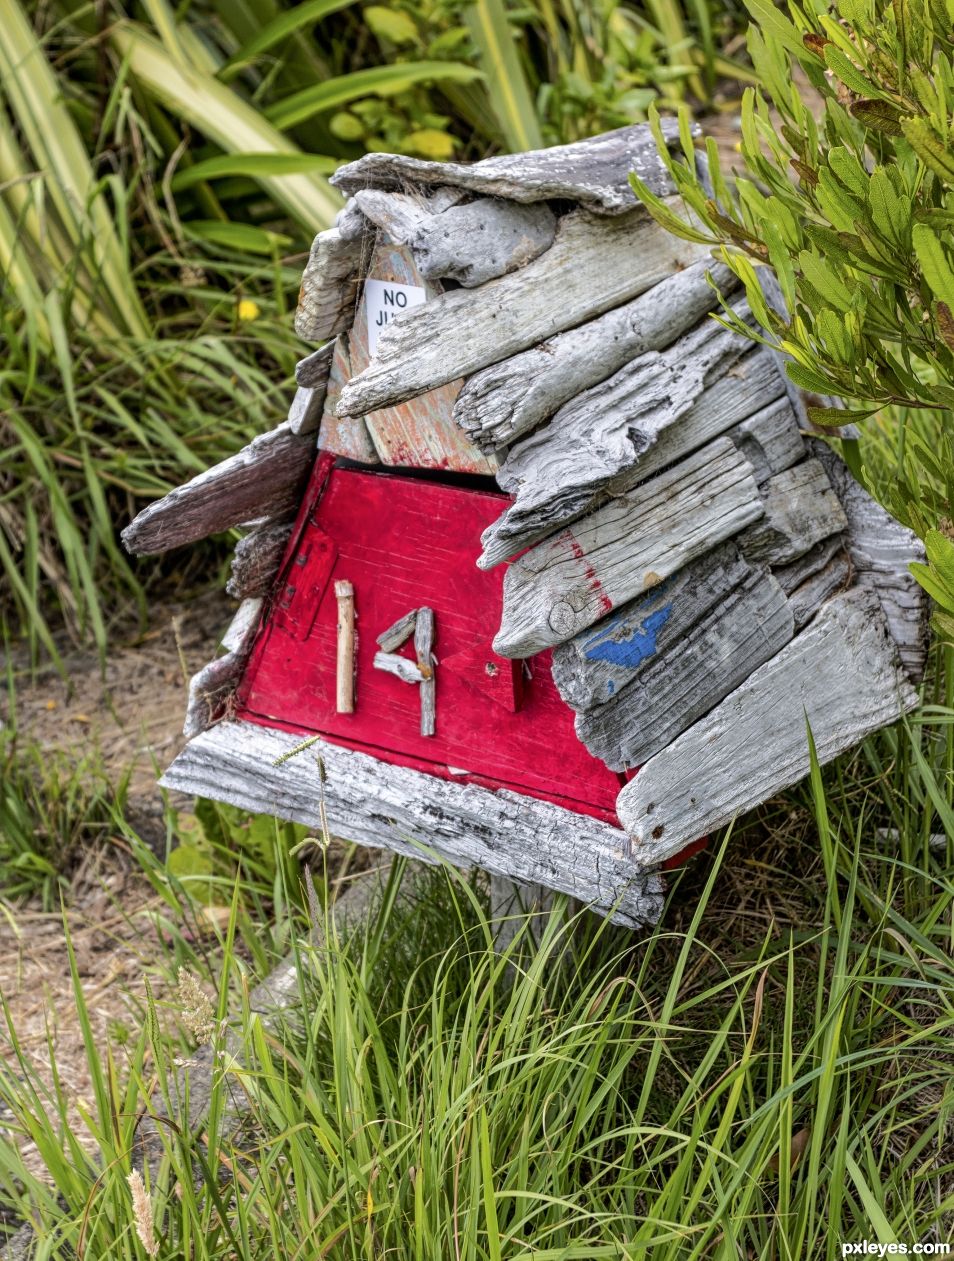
<box><xmin>295</xmin><ymin>340</ymin><xmax>335</xmax><ymax>389</ymax></box>
<box><xmin>576</xmin><ymin>570</ymin><xmax>794</xmax><ymax>770</ymax></box>
<box><xmin>331</xmin><ymin>120</ymin><xmax>691</xmax><ymax>214</ymax></box>
<box><xmin>121</xmin><ymin>423</ymin><xmax>318</xmax><ymax>555</ymax></box>
<box><xmin>337</xmin><ymin>206</ymin><xmax>710</xmax><ymax>419</ymax></box>
<box><xmin>616</xmin><ymin>587</ymin><xmax>919</xmax><ymax>865</ymax></box>
<box><xmin>809</xmin><ymin>440</ymin><xmax>930</xmax><ymax>680</ymax></box>
<box><xmin>226</xmin><ymin>520</ymin><xmax>294</xmax><ymax>600</ymax></box>
<box><xmin>551</xmin><ymin>542</ymin><xmax>755</xmax><ymax>712</ymax></box>
<box><xmin>410</xmin><ymin>198</ymin><xmax>557</xmax><ymax>287</ymax></box>
<box><xmin>316</xmin><ymin>333</ymin><xmax>379</xmax><ymax>464</ymax></box>
<box><xmin>295</xmin><ymin>226</ymin><xmax>365</xmax><ymax>342</ymax></box>
<box><xmin>454</xmin><ymin>260</ymin><xmax>736</xmax><ymax>454</ymax></box>
<box><xmin>481</xmin><ymin>306</ymin><xmax>758</xmax><ymax>565</ymax></box>
<box><xmin>493</xmin><ymin>436</ymin><xmax>764</xmax><ymax>658</ymax></box>
<box><xmin>738</xmin><ymin>459</ymin><xmax>848</xmax><ymax>567</ymax></box>
<box><xmin>161</xmin><ymin>719</ymin><xmax>665</xmax><ymax>928</ymax></box>
<box><xmin>183</xmin><ymin>599</ymin><xmax>262</xmax><ymax>739</ymax></box>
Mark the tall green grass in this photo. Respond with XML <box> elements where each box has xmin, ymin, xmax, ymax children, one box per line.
<box><xmin>0</xmin><ymin>676</ymin><xmax>951</xmax><ymax>1257</ymax></box>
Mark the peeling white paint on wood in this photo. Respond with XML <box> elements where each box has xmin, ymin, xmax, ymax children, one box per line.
<box><xmin>576</xmin><ymin>569</ymin><xmax>794</xmax><ymax>770</ymax></box>
<box><xmin>493</xmin><ymin>437</ymin><xmax>764</xmax><ymax>658</ymax></box>
<box><xmin>121</xmin><ymin>423</ymin><xmax>317</xmax><ymax>556</ymax></box>
<box><xmin>615</xmin><ymin>588</ymin><xmax>919</xmax><ymax>865</ymax></box>
<box><xmin>337</xmin><ymin>207</ymin><xmax>710</xmax><ymax>419</ymax></box>
<box><xmin>161</xmin><ymin>719</ymin><xmax>665</xmax><ymax>928</ymax></box>
<box><xmin>453</xmin><ymin>260</ymin><xmax>735</xmax><ymax>454</ymax></box>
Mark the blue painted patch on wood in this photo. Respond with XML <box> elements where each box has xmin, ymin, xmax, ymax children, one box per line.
<box><xmin>581</xmin><ymin>600</ymin><xmax>674</xmax><ymax>667</ymax></box>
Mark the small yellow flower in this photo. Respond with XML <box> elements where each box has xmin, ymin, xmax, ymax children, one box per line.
<box><xmin>237</xmin><ymin>298</ymin><xmax>261</xmax><ymax>322</ymax></box>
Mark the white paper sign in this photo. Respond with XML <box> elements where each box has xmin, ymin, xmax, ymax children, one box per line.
<box><xmin>365</xmin><ymin>278</ymin><xmax>426</xmax><ymax>356</ymax></box>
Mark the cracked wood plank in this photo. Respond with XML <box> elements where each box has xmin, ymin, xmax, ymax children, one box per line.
<box><xmin>454</xmin><ymin>260</ymin><xmax>735</xmax><ymax>455</ymax></box>
<box><xmin>493</xmin><ymin>436</ymin><xmax>764</xmax><ymax>658</ymax></box>
<box><xmin>330</xmin><ymin>119</ymin><xmax>691</xmax><ymax>214</ymax></box>
<box><xmin>738</xmin><ymin>459</ymin><xmax>848</xmax><ymax>567</ymax></box>
<box><xmin>551</xmin><ymin>542</ymin><xmax>755</xmax><ymax>712</ymax></box>
<box><xmin>121</xmin><ymin>423</ymin><xmax>318</xmax><ymax>555</ymax></box>
<box><xmin>161</xmin><ymin>719</ymin><xmax>665</xmax><ymax>928</ymax></box>
<box><xmin>337</xmin><ymin>206</ymin><xmax>710</xmax><ymax>420</ymax></box>
<box><xmin>575</xmin><ymin>569</ymin><xmax>794</xmax><ymax>770</ymax></box>
<box><xmin>616</xmin><ymin>587</ymin><xmax>919</xmax><ymax>865</ymax></box>
<box><xmin>809</xmin><ymin>439</ymin><xmax>930</xmax><ymax>680</ymax></box>
<box><xmin>786</xmin><ymin>548</ymin><xmax>851</xmax><ymax>630</ymax></box>
<box><xmin>480</xmin><ymin>303</ymin><xmax>760</xmax><ymax>566</ymax></box>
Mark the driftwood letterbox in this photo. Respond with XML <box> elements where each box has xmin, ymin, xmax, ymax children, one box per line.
<box><xmin>124</xmin><ymin>124</ymin><xmax>929</xmax><ymax>929</ymax></box>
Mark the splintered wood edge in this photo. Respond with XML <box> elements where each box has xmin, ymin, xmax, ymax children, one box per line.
<box><xmin>161</xmin><ymin>719</ymin><xmax>664</xmax><ymax>929</ymax></box>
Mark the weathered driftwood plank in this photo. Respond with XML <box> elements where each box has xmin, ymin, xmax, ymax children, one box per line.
<box><xmin>576</xmin><ymin>569</ymin><xmax>794</xmax><ymax>770</ymax></box>
<box><xmin>738</xmin><ymin>459</ymin><xmax>847</xmax><ymax>567</ymax></box>
<box><xmin>410</xmin><ymin>198</ymin><xmax>556</xmax><ymax>287</ymax></box>
<box><xmin>729</xmin><ymin>399</ymin><xmax>806</xmax><ymax>484</ymax></box>
<box><xmin>602</xmin><ymin>349</ymin><xmax>787</xmax><ymax>497</ymax></box>
<box><xmin>331</xmin><ymin>119</ymin><xmax>691</xmax><ymax>214</ymax></box>
<box><xmin>183</xmin><ymin>599</ymin><xmax>262</xmax><ymax>739</ymax></box>
<box><xmin>481</xmin><ymin>305</ymin><xmax>759</xmax><ymax>566</ymax></box>
<box><xmin>348</xmin><ymin>238</ymin><xmax>497</xmax><ymax>474</ymax></box>
<box><xmin>337</xmin><ymin>206</ymin><xmax>710</xmax><ymax>420</ymax></box>
<box><xmin>287</xmin><ymin>384</ymin><xmax>325</xmax><ymax>436</ymax></box>
<box><xmin>453</xmin><ymin>260</ymin><xmax>736</xmax><ymax>454</ymax></box>
<box><xmin>787</xmin><ymin>549</ymin><xmax>851</xmax><ymax>630</ymax></box>
<box><xmin>616</xmin><ymin>588</ymin><xmax>919</xmax><ymax>865</ymax></box>
<box><xmin>772</xmin><ymin>533</ymin><xmax>846</xmax><ymax>594</ymax></box>
<box><xmin>316</xmin><ymin>333</ymin><xmax>379</xmax><ymax>464</ymax></box>
<box><xmin>550</xmin><ymin>542</ymin><xmax>754</xmax><ymax>712</ymax></box>
<box><xmin>226</xmin><ymin>520</ymin><xmax>294</xmax><ymax>600</ymax></box>
<box><xmin>295</xmin><ymin>340</ymin><xmax>335</xmax><ymax>389</ymax></box>
<box><xmin>121</xmin><ymin>423</ymin><xmax>318</xmax><ymax>555</ymax></box>
<box><xmin>160</xmin><ymin>719</ymin><xmax>665</xmax><ymax>928</ymax></box>
<box><xmin>351</xmin><ymin>186</ymin><xmax>466</xmax><ymax>244</ymax></box>
<box><xmin>493</xmin><ymin>436</ymin><xmax>764</xmax><ymax>658</ymax></box>
<box><xmin>809</xmin><ymin>440</ymin><xmax>929</xmax><ymax>680</ymax></box>
<box><xmin>295</xmin><ymin>227</ymin><xmax>365</xmax><ymax>342</ymax></box>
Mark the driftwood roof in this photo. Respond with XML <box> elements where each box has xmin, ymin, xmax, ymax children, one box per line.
<box><xmin>123</xmin><ymin>124</ymin><xmax>930</xmax><ymax>927</ymax></box>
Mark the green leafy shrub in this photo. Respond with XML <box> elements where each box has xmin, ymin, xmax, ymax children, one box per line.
<box><xmin>630</xmin><ymin>0</ymin><xmax>954</xmax><ymax>637</ymax></box>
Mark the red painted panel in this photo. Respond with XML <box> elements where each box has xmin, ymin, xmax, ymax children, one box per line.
<box><xmin>236</xmin><ymin>465</ymin><xmax>624</xmax><ymax>818</ymax></box>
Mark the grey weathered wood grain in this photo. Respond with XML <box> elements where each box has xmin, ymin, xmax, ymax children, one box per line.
<box><xmin>493</xmin><ymin>436</ymin><xmax>764</xmax><ymax>658</ymax></box>
<box><xmin>121</xmin><ymin>423</ymin><xmax>317</xmax><ymax>555</ymax></box>
<box><xmin>576</xmin><ymin>569</ymin><xmax>794</xmax><ymax>770</ymax></box>
<box><xmin>349</xmin><ymin>186</ymin><xmax>466</xmax><ymax>244</ymax></box>
<box><xmin>183</xmin><ymin>599</ymin><xmax>262</xmax><ymax>739</ymax></box>
<box><xmin>480</xmin><ymin>305</ymin><xmax>758</xmax><ymax>566</ymax></box>
<box><xmin>226</xmin><ymin>520</ymin><xmax>293</xmax><ymax>600</ymax></box>
<box><xmin>337</xmin><ymin>206</ymin><xmax>710</xmax><ymax>419</ymax></box>
<box><xmin>453</xmin><ymin>260</ymin><xmax>736</xmax><ymax>454</ymax></box>
<box><xmin>410</xmin><ymin>198</ymin><xmax>556</xmax><ymax>287</ymax></box>
<box><xmin>415</xmin><ymin>605</ymin><xmax>436</xmax><ymax>737</ymax></box>
<box><xmin>335</xmin><ymin>196</ymin><xmax>372</xmax><ymax>242</ymax></box>
<box><xmin>331</xmin><ymin>120</ymin><xmax>692</xmax><ymax>214</ymax></box>
<box><xmin>738</xmin><ymin>459</ymin><xmax>848</xmax><ymax>567</ymax></box>
<box><xmin>728</xmin><ymin>399</ymin><xmax>806</xmax><ymax>484</ymax></box>
<box><xmin>316</xmin><ymin>332</ymin><xmax>379</xmax><ymax>464</ymax></box>
<box><xmin>615</xmin><ymin>588</ymin><xmax>919</xmax><ymax>865</ymax></box>
<box><xmin>295</xmin><ymin>340</ymin><xmax>335</xmax><ymax>388</ymax></box>
<box><xmin>809</xmin><ymin>439</ymin><xmax>930</xmax><ymax>680</ymax></box>
<box><xmin>376</xmin><ymin>608</ymin><xmax>418</xmax><ymax>651</ymax></box>
<box><xmin>295</xmin><ymin>226</ymin><xmax>365</xmax><ymax>342</ymax></box>
<box><xmin>787</xmin><ymin>549</ymin><xmax>851</xmax><ymax>630</ymax></box>
<box><xmin>287</xmin><ymin>384</ymin><xmax>325</xmax><ymax>436</ymax></box>
<box><xmin>772</xmin><ymin>533</ymin><xmax>846</xmax><ymax>594</ymax></box>
<box><xmin>550</xmin><ymin>542</ymin><xmax>754</xmax><ymax>712</ymax></box>
<box><xmin>373</xmin><ymin>651</ymin><xmax>426</xmax><ymax>684</ymax></box>
<box><xmin>161</xmin><ymin>719</ymin><xmax>665</xmax><ymax>928</ymax></box>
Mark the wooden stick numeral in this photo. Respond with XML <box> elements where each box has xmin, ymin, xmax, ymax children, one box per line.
<box><xmin>334</xmin><ymin>580</ymin><xmax>355</xmax><ymax>714</ymax></box>
<box><xmin>372</xmin><ymin>605</ymin><xmax>437</xmax><ymax>736</ymax></box>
